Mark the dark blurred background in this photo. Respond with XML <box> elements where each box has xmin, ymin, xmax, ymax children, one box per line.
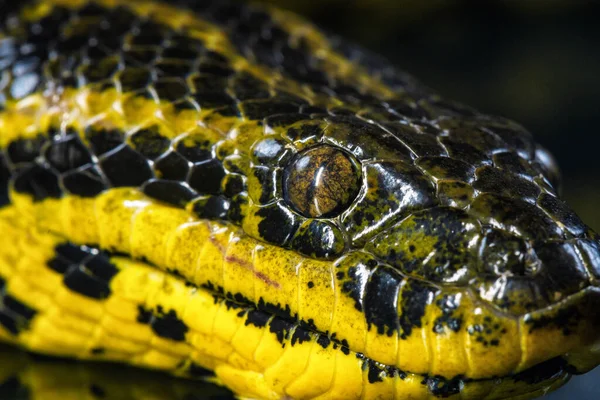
<box><xmin>257</xmin><ymin>0</ymin><xmax>600</xmax><ymax>398</ymax></box>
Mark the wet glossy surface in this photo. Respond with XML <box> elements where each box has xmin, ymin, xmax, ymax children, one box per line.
<box><xmin>0</xmin><ymin>0</ymin><xmax>598</xmax><ymax>399</ymax></box>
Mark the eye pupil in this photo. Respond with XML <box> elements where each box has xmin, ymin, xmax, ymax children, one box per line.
<box><xmin>284</xmin><ymin>145</ymin><xmax>360</xmax><ymax>218</ymax></box>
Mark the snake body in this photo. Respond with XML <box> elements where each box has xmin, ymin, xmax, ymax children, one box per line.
<box><xmin>0</xmin><ymin>0</ymin><xmax>599</xmax><ymax>399</ymax></box>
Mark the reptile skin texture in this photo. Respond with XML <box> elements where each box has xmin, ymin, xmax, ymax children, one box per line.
<box><xmin>0</xmin><ymin>0</ymin><xmax>598</xmax><ymax>399</ymax></box>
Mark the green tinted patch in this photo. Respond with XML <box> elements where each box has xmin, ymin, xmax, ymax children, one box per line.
<box><xmin>366</xmin><ymin>207</ymin><xmax>482</xmax><ymax>284</ymax></box>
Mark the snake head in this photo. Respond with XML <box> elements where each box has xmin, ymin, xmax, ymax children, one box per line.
<box><xmin>240</xmin><ymin>109</ymin><xmax>600</xmax><ymax>378</ymax></box>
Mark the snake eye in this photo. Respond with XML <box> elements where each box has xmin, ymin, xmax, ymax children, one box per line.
<box><xmin>284</xmin><ymin>145</ymin><xmax>360</xmax><ymax>218</ymax></box>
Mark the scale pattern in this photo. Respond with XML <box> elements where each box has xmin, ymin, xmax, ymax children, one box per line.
<box><xmin>0</xmin><ymin>0</ymin><xmax>599</xmax><ymax>399</ymax></box>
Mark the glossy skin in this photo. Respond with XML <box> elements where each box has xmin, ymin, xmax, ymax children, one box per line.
<box><xmin>0</xmin><ymin>0</ymin><xmax>599</xmax><ymax>399</ymax></box>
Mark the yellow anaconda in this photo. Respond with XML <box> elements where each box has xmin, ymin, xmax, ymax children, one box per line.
<box><xmin>0</xmin><ymin>0</ymin><xmax>598</xmax><ymax>399</ymax></box>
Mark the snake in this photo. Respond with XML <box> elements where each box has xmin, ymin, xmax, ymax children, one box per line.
<box><xmin>0</xmin><ymin>0</ymin><xmax>598</xmax><ymax>399</ymax></box>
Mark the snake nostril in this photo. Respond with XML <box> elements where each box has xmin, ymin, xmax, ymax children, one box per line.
<box><xmin>480</xmin><ymin>230</ymin><xmax>539</xmax><ymax>277</ymax></box>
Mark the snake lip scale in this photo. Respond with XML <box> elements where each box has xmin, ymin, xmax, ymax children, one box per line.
<box><xmin>0</xmin><ymin>0</ymin><xmax>598</xmax><ymax>399</ymax></box>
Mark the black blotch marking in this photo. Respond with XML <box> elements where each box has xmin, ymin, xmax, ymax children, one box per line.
<box><xmin>153</xmin><ymin>78</ymin><xmax>189</xmax><ymax>102</ymax></box>
<box><xmin>136</xmin><ymin>305</ymin><xmax>189</xmax><ymax>342</ymax></box>
<box><xmin>256</xmin><ymin>202</ymin><xmax>299</xmax><ymax>246</ymax></box>
<box><xmin>90</xmin><ymin>347</ymin><xmax>105</xmax><ymax>355</ymax></box>
<box><xmin>433</xmin><ymin>294</ymin><xmax>463</xmax><ymax>334</ymax></box>
<box><xmin>143</xmin><ymin>179</ymin><xmax>198</xmax><ymax>207</ymax></box>
<box><xmin>44</xmin><ymin>135</ymin><xmax>93</xmax><ymax>173</ymax></box>
<box><xmin>307</xmin><ymin>281</ymin><xmax>314</xmax><ymax>289</ymax></box>
<box><xmin>245</xmin><ymin>309</ymin><xmax>270</xmax><ymax>328</ymax></box>
<box><xmin>3</xmin><ymin>295</ymin><xmax>36</xmax><ymax>321</ymax></box>
<box><xmin>191</xmin><ymin>90</ymin><xmax>237</xmax><ymax>110</ymax></box>
<box><xmin>12</xmin><ymin>164</ymin><xmax>62</xmax><ymax>201</ymax></box>
<box><xmin>399</xmin><ymin>280</ymin><xmax>437</xmax><ymax>339</ymax></box>
<box><xmin>251</xmin><ymin>166</ymin><xmax>277</xmax><ymax>204</ymax></box>
<box><xmin>85</xmin><ymin>127</ymin><xmax>125</xmax><ymax>156</ymax></box>
<box><xmin>154</xmin><ymin>151</ymin><xmax>190</xmax><ymax>181</ymax></box>
<box><xmin>0</xmin><ymin>154</ymin><xmax>10</xmax><ymax>207</ymax></box>
<box><xmin>80</xmin><ymin>55</ymin><xmax>120</xmax><ymax>83</ymax></box>
<box><xmin>423</xmin><ymin>375</ymin><xmax>464</xmax><ymax>398</ymax></box>
<box><xmin>47</xmin><ymin>243</ymin><xmax>91</xmax><ymax>273</ymax></box>
<box><xmin>56</xmin><ymin>245</ymin><xmax>118</xmax><ymax>299</ymax></box>
<box><xmin>268</xmin><ymin>317</ymin><xmax>294</xmax><ymax>344</ymax></box>
<box><xmin>187</xmin><ymin>159</ymin><xmax>226</xmax><ymax>195</ymax></box>
<box><xmin>264</xmin><ymin>114</ymin><xmax>310</xmax><ymax>130</ymax></box>
<box><xmin>119</xmin><ymin>67</ymin><xmax>152</xmax><ymax>92</ymax></box>
<box><xmin>0</xmin><ymin>295</ymin><xmax>37</xmax><ymax>335</ymax></box>
<box><xmin>230</xmin><ymin>72</ymin><xmax>270</xmax><ymax>101</ymax></box>
<box><xmin>136</xmin><ymin>305</ymin><xmax>153</xmax><ymax>324</ymax></box>
<box><xmin>62</xmin><ymin>166</ymin><xmax>108</xmax><ymax>197</ymax></box>
<box><xmin>241</xmin><ymin>100</ymin><xmax>300</xmax><ymax>120</ymax></box>
<box><xmin>467</xmin><ymin>317</ymin><xmax>506</xmax><ymax>348</ymax></box>
<box><xmin>364</xmin><ymin>266</ymin><xmax>401</xmax><ymax>336</ymax></box>
<box><xmin>189</xmin><ymin>363</ymin><xmax>215</xmax><ymax>377</ymax></box>
<box><xmin>290</xmin><ymin>220</ymin><xmax>345</xmax><ymax>259</ymax></box>
<box><xmin>192</xmin><ymin>195</ymin><xmax>231</xmax><ymax>220</ymax></box>
<box><xmin>285</xmin><ymin>123</ymin><xmax>322</xmax><ymax>142</ymax></box>
<box><xmin>228</xmin><ymin>193</ymin><xmax>247</xmax><ymax>223</ymax></box>
<box><xmin>129</xmin><ymin>126</ymin><xmax>171</xmax><ymax>160</ymax></box>
<box><xmin>85</xmin><ymin>253</ymin><xmax>119</xmax><ymax>281</ymax></box>
<box><xmin>6</xmin><ymin>136</ymin><xmax>46</xmax><ymax>164</ymax></box>
<box><xmin>63</xmin><ymin>265</ymin><xmax>112</xmax><ymax>299</ymax></box>
<box><xmin>99</xmin><ymin>145</ymin><xmax>154</xmax><ymax>187</ymax></box>
<box><xmin>524</xmin><ymin>304</ymin><xmax>581</xmax><ymax>337</ymax></box>
<box><xmin>337</xmin><ymin>255</ymin><xmax>377</xmax><ymax>313</ymax></box>
<box><xmin>290</xmin><ymin>325</ymin><xmax>312</xmax><ymax>346</ymax></box>
<box><xmin>202</xmin><ymin>282</ymin><xmax>350</xmax><ymax>351</ymax></box>
<box><xmin>511</xmin><ymin>357</ymin><xmax>566</xmax><ymax>385</ymax></box>
<box><xmin>223</xmin><ymin>174</ymin><xmax>245</xmax><ymax>197</ymax></box>
<box><xmin>316</xmin><ymin>334</ymin><xmax>330</xmax><ymax>349</ymax></box>
<box><xmin>360</xmin><ymin>357</ymin><xmax>406</xmax><ymax>384</ymax></box>
<box><xmin>366</xmin><ymin>359</ymin><xmax>384</xmax><ymax>384</ymax></box>
<box><xmin>165</xmin><ymin>268</ymin><xmax>186</xmax><ymax>281</ymax></box>
<box><xmin>90</xmin><ymin>384</ymin><xmax>106</xmax><ymax>398</ymax></box>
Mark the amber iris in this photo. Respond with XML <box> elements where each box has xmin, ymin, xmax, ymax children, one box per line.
<box><xmin>284</xmin><ymin>145</ymin><xmax>360</xmax><ymax>218</ymax></box>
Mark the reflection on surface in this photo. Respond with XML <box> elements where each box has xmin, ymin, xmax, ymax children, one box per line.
<box><xmin>0</xmin><ymin>345</ymin><xmax>234</xmax><ymax>400</ymax></box>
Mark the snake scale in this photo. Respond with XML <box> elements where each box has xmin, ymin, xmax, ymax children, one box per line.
<box><xmin>0</xmin><ymin>0</ymin><xmax>599</xmax><ymax>399</ymax></box>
